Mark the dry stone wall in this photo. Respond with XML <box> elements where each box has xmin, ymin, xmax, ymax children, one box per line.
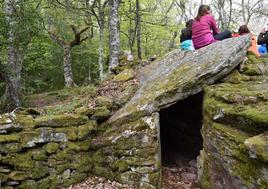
<box><xmin>0</xmin><ymin>112</ymin><xmax>97</xmax><ymax>189</ymax></box>
<box><xmin>0</xmin><ymin>99</ymin><xmax>160</xmax><ymax>189</ymax></box>
<box><xmin>200</xmin><ymin>54</ymin><xmax>268</xmax><ymax>189</ymax></box>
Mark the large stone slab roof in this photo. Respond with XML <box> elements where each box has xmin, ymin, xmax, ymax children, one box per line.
<box><xmin>110</xmin><ymin>35</ymin><xmax>250</xmax><ymax>124</ymax></box>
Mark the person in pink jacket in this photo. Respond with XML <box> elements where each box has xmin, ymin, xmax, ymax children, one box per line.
<box><xmin>192</xmin><ymin>5</ymin><xmax>231</xmax><ymax>49</ymax></box>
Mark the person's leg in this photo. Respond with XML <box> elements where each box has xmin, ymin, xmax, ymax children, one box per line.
<box><xmin>214</xmin><ymin>30</ymin><xmax>232</xmax><ymax>40</ymax></box>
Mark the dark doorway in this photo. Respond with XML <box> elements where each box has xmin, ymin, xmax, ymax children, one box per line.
<box><xmin>160</xmin><ymin>92</ymin><xmax>203</xmax><ymax>188</ymax></box>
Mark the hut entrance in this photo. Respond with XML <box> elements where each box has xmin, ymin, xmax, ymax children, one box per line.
<box><xmin>160</xmin><ymin>92</ymin><xmax>203</xmax><ymax>188</ymax></box>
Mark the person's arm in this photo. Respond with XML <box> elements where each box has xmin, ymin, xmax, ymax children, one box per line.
<box><xmin>209</xmin><ymin>15</ymin><xmax>220</xmax><ymax>35</ymax></box>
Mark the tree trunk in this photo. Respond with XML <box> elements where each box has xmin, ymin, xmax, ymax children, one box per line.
<box><xmin>167</xmin><ymin>31</ymin><xmax>178</xmax><ymax>51</ymax></box>
<box><xmin>241</xmin><ymin>0</ymin><xmax>246</xmax><ymax>23</ymax></box>
<box><xmin>227</xmin><ymin>0</ymin><xmax>233</xmax><ymax>28</ymax></box>
<box><xmin>108</xmin><ymin>0</ymin><xmax>121</xmax><ymax>73</ymax></box>
<box><xmin>136</xmin><ymin>0</ymin><xmax>142</xmax><ymax>60</ymax></box>
<box><xmin>128</xmin><ymin>0</ymin><xmax>135</xmax><ymax>54</ymax></box>
<box><xmin>84</xmin><ymin>61</ymin><xmax>91</xmax><ymax>85</ymax></box>
<box><xmin>98</xmin><ymin>9</ymin><xmax>105</xmax><ymax>80</ymax></box>
<box><xmin>63</xmin><ymin>45</ymin><xmax>75</xmax><ymax>87</ymax></box>
<box><xmin>3</xmin><ymin>0</ymin><xmax>22</xmax><ymax>108</ymax></box>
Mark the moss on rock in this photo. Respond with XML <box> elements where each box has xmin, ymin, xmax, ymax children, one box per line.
<box><xmin>75</xmin><ymin>107</ymin><xmax>95</xmax><ymax>116</ymax></box>
<box><xmin>92</xmin><ymin>107</ymin><xmax>111</xmax><ymax>120</ymax></box>
<box><xmin>112</xmin><ymin>160</ymin><xmax>129</xmax><ymax>172</ymax></box>
<box><xmin>31</xmin><ymin>164</ymin><xmax>49</xmax><ymax>179</ymax></box>
<box><xmin>113</xmin><ymin>69</ymin><xmax>134</xmax><ymax>82</ymax></box>
<box><xmin>43</xmin><ymin>143</ymin><xmax>60</xmax><ymax>154</ymax></box>
<box><xmin>2</xmin><ymin>153</ymin><xmax>35</xmax><ymax>170</ymax></box>
<box><xmin>32</xmin><ymin>149</ymin><xmax>48</xmax><ymax>161</ymax></box>
<box><xmin>77</xmin><ymin>121</ymin><xmax>97</xmax><ymax>140</ymax></box>
<box><xmin>0</xmin><ymin>134</ymin><xmax>20</xmax><ymax>143</ymax></box>
<box><xmin>9</xmin><ymin>171</ymin><xmax>30</xmax><ymax>181</ymax></box>
<box><xmin>34</xmin><ymin>114</ymin><xmax>88</xmax><ymax>128</ymax></box>
<box><xmin>19</xmin><ymin>180</ymin><xmax>37</xmax><ymax>189</ymax></box>
<box><xmin>0</xmin><ymin>143</ymin><xmax>22</xmax><ymax>153</ymax></box>
<box><xmin>245</xmin><ymin>133</ymin><xmax>268</xmax><ymax>163</ymax></box>
<box><xmin>95</xmin><ymin>96</ymin><xmax>113</xmax><ymax>109</ymax></box>
<box><xmin>0</xmin><ymin>173</ymin><xmax>8</xmax><ymax>183</ymax></box>
<box><xmin>55</xmin><ymin>127</ymin><xmax>78</xmax><ymax>141</ymax></box>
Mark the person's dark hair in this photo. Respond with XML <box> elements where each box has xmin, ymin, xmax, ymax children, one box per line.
<box><xmin>186</xmin><ymin>19</ymin><xmax>194</xmax><ymax>28</ymax></box>
<box><xmin>238</xmin><ymin>25</ymin><xmax>250</xmax><ymax>35</ymax></box>
<box><xmin>180</xmin><ymin>19</ymin><xmax>194</xmax><ymax>43</ymax></box>
<box><xmin>195</xmin><ymin>5</ymin><xmax>210</xmax><ymax>21</ymax></box>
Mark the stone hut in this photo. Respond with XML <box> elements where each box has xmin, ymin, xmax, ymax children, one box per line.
<box><xmin>1</xmin><ymin>35</ymin><xmax>268</xmax><ymax>189</ymax></box>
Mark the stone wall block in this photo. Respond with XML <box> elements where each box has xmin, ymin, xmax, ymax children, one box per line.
<box><xmin>34</xmin><ymin>114</ymin><xmax>89</xmax><ymax>128</ymax></box>
<box><xmin>24</xmin><ymin>128</ymin><xmax>67</xmax><ymax>147</ymax></box>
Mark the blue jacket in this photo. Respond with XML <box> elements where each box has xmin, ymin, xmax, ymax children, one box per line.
<box><xmin>258</xmin><ymin>44</ymin><xmax>267</xmax><ymax>54</ymax></box>
<box><xmin>180</xmin><ymin>40</ymin><xmax>195</xmax><ymax>51</ymax></box>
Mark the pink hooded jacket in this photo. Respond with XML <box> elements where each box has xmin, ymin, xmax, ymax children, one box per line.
<box><xmin>192</xmin><ymin>14</ymin><xmax>220</xmax><ymax>49</ymax></box>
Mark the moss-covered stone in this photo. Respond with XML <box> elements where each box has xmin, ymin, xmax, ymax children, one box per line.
<box><xmin>20</xmin><ymin>130</ymin><xmax>40</xmax><ymax>147</ymax></box>
<box><xmin>2</xmin><ymin>153</ymin><xmax>34</xmax><ymax>170</ymax></box>
<box><xmin>73</xmin><ymin>153</ymin><xmax>92</xmax><ymax>173</ymax></box>
<box><xmin>55</xmin><ymin>164</ymin><xmax>73</xmax><ymax>174</ymax></box>
<box><xmin>77</xmin><ymin>121</ymin><xmax>97</xmax><ymax>140</ymax></box>
<box><xmin>43</xmin><ymin>143</ymin><xmax>60</xmax><ymax>154</ymax></box>
<box><xmin>23</xmin><ymin>128</ymin><xmax>67</xmax><ymax>147</ymax></box>
<box><xmin>0</xmin><ymin>173</ymin><xmax>8</xmax><ymax>183</ymax></box>
<box><xmin>245</xmin><ymin>133</ymin><xmax>268</xmax><ymax>163</ymax></box>
<box><xmin>203</xmin><ymin>81</ymin><xmax>268</xmax><ymax>134</ymax></box>
<box><xmin>72</xmin><ymin>140</ymin><xmax>92</xmax><ymax>151</ymax></box>
<box><xmin>148</xmin><ymin>172</ymin><xmax>161</xmax><ymax>186</ymax></box>
<box><xmin>65</xmin><ymin>142</ymin><xmax>81</xmax><ymax>151</ymax></box>
<box><xmin>113</xmin><ymin>69</ymin><xmax>134</xmax><ymax>82</ymax></box>
<box><xmin>0</xmin><ymin>134</ymin><xmax>20</xmax><ymax>143</ymax></box>
<box><xmin>32</xmin><ymin>149</ymin><xmax>48</xmax><ymax>161</ymax></box>
<box><xmin>19</xmin><ymin>180</ymin><xmax>37</xmax><ymax>189</ymax></box>
<box><xmin>92</xmin><ymin>107</ymin><xmax>110</xmax><ymax>120</ymax></box>
<box><xmin>0</xmin><ymin>143</ymin><xmax>22</xmax><ymax>153</ymax></box>
<box><xmin>0</xmin><ymin>166</ymin><xmax>11</xmax><ymax>174</ymax></box>
<box><xmin>34</xmin><ymin>114</ymin><xmax>88</xmax><ymax>128</ymax></box>
<box><xmin>55</xmin><ymin>127</ymin><xmax>78</xmax><ymax>141</ymax></box>
<box><xmin>95</xmin><ymin>96</ymin><xmax>113</xmax><ymax>109</ymax></box>
<box><xmin>202</xmin><ymin>114</ymin><xmax>267</xmax><ymax>188</ymax></box>
<box><xmin>75</xmin><ymin>107</ymin><xmax>95</xmax><ymax>116</ymax></box>
<box><xmin>36</xmin><ymin>176</ymin><xmax>56</xmax><ymax>189</ymax></box>
<box><xmin>54</xmin><ymin>149</ymin><xmax>75</xmax><ymax>161</ymax></box>
<box><xmin>93</xmin><ymin>166</ymin><xmax>114</xmax><ymax>180</ymax></box>
<box><xmin>9</xmin><ymin>171</ymin><xmax>30</xmax><ymax>181</ymax></box>
<box><xmin>60</xmin><ymin>172</ymin><xmax>88</xmax><ymax>188</ymax></box>
<box><xmin>92</xmin><ymin>149</ymin><xmax>105</xmax><ymax>165</ymax></box>
<box><xmin>240</xmin><ymin>63</ymin><xmax>267</xmax><ymax>76</ymax></box>
<box><xmin>117</xmin><ymin>171</ymin><xmax>140</xmax><ymax>185</ymax></box>
<box><xmin>112</xmin><ymin>160</ymin><xmax>129</xmax><ymax>172</ymax></box>
<box><xmin>31</xmin><ymin>164</ymin><xmax>50</xmax><ymax>179</ymax></box>
<box><xmin>15</xmin><ymin>114</ymin><xmax>35</xmax><ymax>128</ymax></box>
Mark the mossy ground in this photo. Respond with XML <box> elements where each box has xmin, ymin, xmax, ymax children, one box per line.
<box><xmin>22</xmin><ymin>73</ymin><xmax>139</xmax><ymax>116</ymax></box>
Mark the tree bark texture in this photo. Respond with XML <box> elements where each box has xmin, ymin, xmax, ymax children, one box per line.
<box><xmin>3</xmin><ymin>0</ymin><xmax>22</xmax><ymax>108</ymax></box>
<box><xmin>108</xmin><ymin>0</ymin><xmax>121</xmax><ymax>73</ymax></box>
<box><xmin>136</xmin><ymin>0</ymin><xmax>142</xmax><ymax>60</ymax></box>
<box><xmin>98</xmin><ymin>9</ymin><xmax>105</xmax><ymax>80</ymax></box>
<box><xmin>128</xmin><ymin>0</ymin><xmax>135</xmax><ymax>54</ymax></box>
<box><xmin>63</xmin><ymin>45</ymin><xmax>75</xmax><ymax>87</ymax></box>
